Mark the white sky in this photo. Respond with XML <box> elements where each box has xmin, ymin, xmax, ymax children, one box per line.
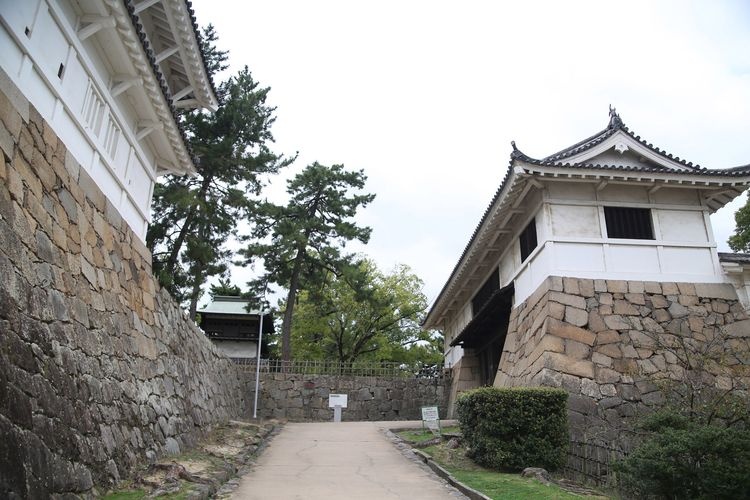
<box><xmin>191</xmin><ymin>0</ymin><xmax>750</xmax><ymax>305</ymax></box>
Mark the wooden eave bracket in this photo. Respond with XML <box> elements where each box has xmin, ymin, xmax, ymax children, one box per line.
<box><xmin>136</xmin><ymin>120</ymin><xmax>163</xmax><ymax>140</ymax></box>
<box><xmin>110</xmin><ymin>75</ymin><xmax>142</xmax><ymax>97</ymax></box>
<box><xmin>133</xmin><ymin>0</ymin><xmax>162</xmax><ymax>14</ymax></box>
<box><xmin>78</xmin><ymin>15</ymin><xmax>117</xmax><ymax>41</ymax></box>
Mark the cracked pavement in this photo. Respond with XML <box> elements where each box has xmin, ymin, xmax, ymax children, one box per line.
<box><xmin>231</xmin><ymin>421</ymin><xmax>466</xmax><ymax>499</ymax></box>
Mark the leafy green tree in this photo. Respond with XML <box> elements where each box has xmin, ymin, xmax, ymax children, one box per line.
<box><xmin>148</xmin><ymin>65</ymin><xmax>292</xmax><ymax>317</ymax></box>
<box><xmin>242</xmin><ymin>163</ymin><xmax>375</xmax><ymax>361</ymax></box>
<box><xmin>729</xmin><ymin>197</ymin><xmax>750</xmax><ymax>252</ymax></box>
<box><xmin>289</xmin><ymin>260</ymin><xmax>438</xmax><ymax>363</ymax></box>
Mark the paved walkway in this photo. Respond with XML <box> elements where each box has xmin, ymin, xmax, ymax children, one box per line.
<box><xmin>231</xmin><ymin>421</ymin><xmax>465</xmax><ymax>500</ymax></box>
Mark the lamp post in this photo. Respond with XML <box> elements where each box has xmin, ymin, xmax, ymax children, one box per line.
<box><xmin>253</xmin><ymin>296</ymin><xmax>266</xmax><ymax>419</ymax></box>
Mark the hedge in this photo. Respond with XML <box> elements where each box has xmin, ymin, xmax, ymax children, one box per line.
<box><xmin>456</xmin><ymin>386</ymin><xmax>568</xmax><ymax>471</ymax></box>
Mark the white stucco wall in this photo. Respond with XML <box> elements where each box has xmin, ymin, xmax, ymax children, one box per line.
<box><xmin>211</xmin><ymin>340</ymin><xmax>258</xmax><ymax>359</ymax></box>
<box><xmin>443</xmin><ymin>180</ymin><xmax>724</xmax><ymax>350</ymax></box>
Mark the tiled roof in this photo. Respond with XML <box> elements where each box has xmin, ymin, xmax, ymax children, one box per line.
<box><xmin>184</xmin><ymin>1</ymin><xmax>219</xmax><ymax>101</ymax></box>
<box><xmin>541</xmin><ymin>107</ymin><xmax>704</xmax><ymax>171</ymax></box>
<box><xmin>719</xmin><ymin>252</ymin><xmax>750</xmax><ymax>265</ymax></box>
<box><xmin>123</xmin><ymin>0</ymin><xmax>221</xmax><ymax>167</ymax></box>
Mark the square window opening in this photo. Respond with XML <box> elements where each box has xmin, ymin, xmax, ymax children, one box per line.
<box><xmin>604</xmin><ymin>206</ymin><xmax>654</xmax><ymax>240</ymax></box>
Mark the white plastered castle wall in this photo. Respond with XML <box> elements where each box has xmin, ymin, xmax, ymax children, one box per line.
<box><xmin>0</xmin><ymin>0</ymin><xmax>167</xmax><ymax>239</ymax></box>
<box><xmin>442</xmin><ymin>179</ymin><xmax>724</xmax><ymax>360</ymax></box>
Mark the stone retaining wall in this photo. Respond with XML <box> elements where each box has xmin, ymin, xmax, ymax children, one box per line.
<box><xmin>0</xmin><ymin>71</ymin><xmax>244</xmax><ymax>498</ymax></box>
<box><xmin>495</xmin><ymin>275</ymin><xmax>750</xmax><ymax>481</ymax></box>
<box><xmin>244</xmin><ymin>372</ymin><xmax>449</xmax><ymax>421</ymax></box>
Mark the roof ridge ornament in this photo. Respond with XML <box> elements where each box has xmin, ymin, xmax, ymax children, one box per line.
<box><xmin>510</xmin><ymin>140</ymin><xmax>528</xmax><ymax>160</ymax></box>
<box><xmin>608</xmin><ymin>105</ymin><xmax>624</xmax><ymax>129</ymax></box>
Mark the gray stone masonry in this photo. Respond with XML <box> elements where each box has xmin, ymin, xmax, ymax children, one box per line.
<box><xmin>0</xmin><ymin>71</ymin><xmax>244</xmax><ymax>498</ymax></box>
<box><xmin>244</xmin><ymin>372</ymin><xmax>449</xmax><ymax>421</ymax></box>
<box><xmin>494</xmin><ymin>275</ymin><xmax>750</xmax><ymax>482</ymax></box>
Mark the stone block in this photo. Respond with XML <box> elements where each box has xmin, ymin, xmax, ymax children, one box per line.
<box><xmin>548</xmin><ymin>291</ymin><xmax>587</xmax><ymax>309</ymax></box>
<box><xmin>565</xmin><ymin>306</ymin><xmax>588</xmax><ymax>327</ymax></box>
<box><xmin>565</xmin><ymin>339</ymin><xmax>591</xmax><ymax>360</ymax></box>
<box><xmin>548</xmin><ymin>301</ymin><xmax>565</xmax><ymax>320</ymax></box>
<box><xmin>626</xmin><ymin>281</ymin><xmax>644</xmax><ymax>294</ymax></box>
<box><xmin>588</xmin><ymin>311</ymin><xmax>607</xmax><ymax>333</ymax></box>
<box><xmin>596</xmin><ymin>343</ymin><xmax>621</xmax><ymax>359</ymax></box>
<box><xmin>694</xmin><ymin>282</ymin><xmax>739</xmax><ymax>300</ymax></box>
<box><xmin>545</xmin><ymin>352</ymin><xmax>594</xmax><ymax>378</ymax></box>
<box><xmin>724</xmin><ymin>319</ymin><xmax>750</xmax><ymax>338</ymax></box>
<box><xmin>563</xmin><ymin>277</ymin><xmax>580</xmax><ymax>295</ymax></box>
<box><xmin>661</xmin><ymin>282</ymin><xmax>679</xmax><ymax>295</ymax></box>
<box><xmin>580</xmin><ymin>378</ymin><xmax>601</xmax><ymax>398</ymax></box>
<box><xmin>545</xmin><ymin>318</ymin><xmax>595</xmax><ymax>346</ymax></box>
<box><xmin>594</xmin><ymin>279</ymin><xmax>607</xmax><ymax>292</ymax></box>
<box><xmin>614</xmin><ymin>300</ymin><xmax>638</xmax><ymax>315</ymax></box>
<box><xmin>711</xmin><ymin>300</ymin><xmax>730</xmax><ymax>314</ymax></box>
<box><xmin>653</xmin><ymin>308</ymin><xmax>671</xmax><ymax>322</ymax></box>
<box><xmin>676</xmin><ymin>282</ymin><xmax>696</xmax><ymax>296</ymax></box>
<box><xmin>592</xmin><ymin>352</ymin><xmax>612</xmax><ymax>368</ymax></box>
<box><xmin>668</xmin><ymin>302</ymin><xmax>689</xmax><ymax>319</ymax></box>
<box><xmin>606</xmin><ymin>280</ymin><xmax>628</xmax><ymax>293</ymax></box>
<box><xmin>678</xmin><ymin>295</ymin><xmax>699</xmax><ymax>306</ymax></box>
<box><xmin>598</xmin><ymin>292</ymin><xmax>613</xmax><ymax>305</ymax></box>
<box><xmin>603</xmin><ymin>315</ymin><xmax>630</xmax><ymax>331</ymax></box>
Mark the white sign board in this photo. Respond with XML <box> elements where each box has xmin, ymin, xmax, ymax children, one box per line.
<box><xmin>329</xmin><ymin>394</ymin><xmax>348</xmax><ymax>408</ymax></box>
<box><xmin>421</xmin><ymin>406</ymin><xmax>441</xmax><ymax>434</ymax></box>
<box><xmin>421</xmin><ymin>406</ymin><xmax>439</xmax><ymax>421</ymax></box>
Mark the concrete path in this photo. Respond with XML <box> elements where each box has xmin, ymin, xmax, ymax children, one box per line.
<box><xmin>231</xmin><ymin>421</ymin><xmax>465</xmax><ymax>500</ymax></box>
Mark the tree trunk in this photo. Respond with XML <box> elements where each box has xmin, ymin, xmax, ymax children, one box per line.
<box><xmin>165</xmin><ymin>175</ymin><xmax>212</xmax><ymax>277</ymax></box>
<box><xmin>188</xmin><ymin>266</ymin><xmax>205</xmax><ymax>321</ymax></box>
<box><xmin>280</xmin><ymin>247</ymin><xmax>305</xmax><ymax>362</ymax></box>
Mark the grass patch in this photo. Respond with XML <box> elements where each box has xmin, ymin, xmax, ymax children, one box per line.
<box><xmin>397</xmin><ymin>426</ymin><xmax>460</xmax><ymax>443</ymax></box>
<box><xmin>420</xmin><ymin>443</ymin><xmax>609</xmax><ymax>500</ymax></box>
<box><xmin>102</xmin><ymin>489</ymin><xmax>147</xmax><ymax>500</ymax></box>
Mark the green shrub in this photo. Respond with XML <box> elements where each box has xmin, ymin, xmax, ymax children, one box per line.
<box><xmin>455</xmin><ymin>386</ymin><xmax>568</xmax><ymax>471</ymax></box>
<box><xmin>615</xmin><ymin>410</ymin><xmax>750</xmax><ymax>499</ymax></box>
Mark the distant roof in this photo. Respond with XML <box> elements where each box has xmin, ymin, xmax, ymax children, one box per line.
<box><xmin>198</xmin><ymin>296</ymin><xmax>265</xmax><ymax>315</ymax></box>
<box><xmin>719</xmin><ymin>252</ymin><xmax>750</xmax><ymax>265</ymax></box>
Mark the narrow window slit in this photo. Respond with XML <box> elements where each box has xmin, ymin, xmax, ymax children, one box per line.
<box><xmin>57</xmin><ymin>63</ymin><xmax>65</xmax><ymax>79</ymax></box>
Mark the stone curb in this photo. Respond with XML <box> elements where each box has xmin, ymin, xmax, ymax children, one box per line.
<box><xmin>411</xmin><ymin>449</ymin><xmax>491</xmax><ymax>500</ymax></box>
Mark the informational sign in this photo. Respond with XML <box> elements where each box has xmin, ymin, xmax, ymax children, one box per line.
<box><xmin>329</xmin><ymin>394</ymin><xmax>348</xmax><ymax>408</ymax></box>
<box><xmin>421</xmin><ymin>406</ymin><xmax>441</xmax><ymax>434</ymax></box>
<box><xmin>421</xmin><ymin>406</ymin><xmax>439</xmax><ymax>421</ymax></box>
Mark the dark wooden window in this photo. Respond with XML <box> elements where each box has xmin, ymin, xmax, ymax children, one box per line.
<box><xmin>519</xmin><ymin>218</ymin><xmax>537</xmax><ymax>262</ymax></box>
<box><xmin>472</xmin><ymin>267</ymin><xmax>499</xmax><ymax>316</ymax></box>
<box><xmin>604</xmin><ymin>207</ymin><xmax>654</xmax><ymax>240</ymax></box>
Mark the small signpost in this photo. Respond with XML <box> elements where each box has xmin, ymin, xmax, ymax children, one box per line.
<box><xmin>329</xmin><ymin>394</ymin><xmax>348</xmax><ymax>423</ymax></box>
<box><xmin>421</xmin><ymin>405</ymin><xmax>441</xmax><ymax>435</ymax></box>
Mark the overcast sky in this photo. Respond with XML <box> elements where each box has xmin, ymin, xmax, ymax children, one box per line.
<box><xmin>191</xmin><ymin>0</ymin><xmax>750</xmax><ymax>305</ymax></box>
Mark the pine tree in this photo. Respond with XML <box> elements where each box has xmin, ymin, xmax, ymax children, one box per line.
<box><xmin>242</xmin><ymin>163</ymin><xmax>375</xmax><ymax>360</ymax></box>
<box><xmin>148</xmin><ymin>58</ymin><xmax>292</xmax><ymax>315</ymax></box>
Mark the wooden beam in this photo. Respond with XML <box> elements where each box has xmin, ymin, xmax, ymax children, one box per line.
<box><xmin>172</xmin><ymin>85</ymin><xmax>194</xmax><ymax>101</ymax></box>
<box><xmin>133</xmin><ymin>0</ymin><xmax>162</xmax><ymax>14</ymax></box>
<box><xmin>110</xmin><ymin>77</ymin><xmax>141</xmax><ymax>97</ymax></box>
<box><xmin>77</xmin><ymin>16</ymin><xmax>116</xmax><ymax>41</ymax></box>
<box><xmin>135</xmin><ymin>120</ymin><xmax>162</xmax><ymax>141</ymax></box>
<box><xmin>155</xmin><ymin>45</ymin><xmax>180</xmax><ymax>64</ymax></box>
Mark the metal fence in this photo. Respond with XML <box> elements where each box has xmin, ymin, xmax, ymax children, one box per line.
<box><xmin>231</xmin><ymin>358</ymin><xmax>445</xmax><ymax>378</ymax></box>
